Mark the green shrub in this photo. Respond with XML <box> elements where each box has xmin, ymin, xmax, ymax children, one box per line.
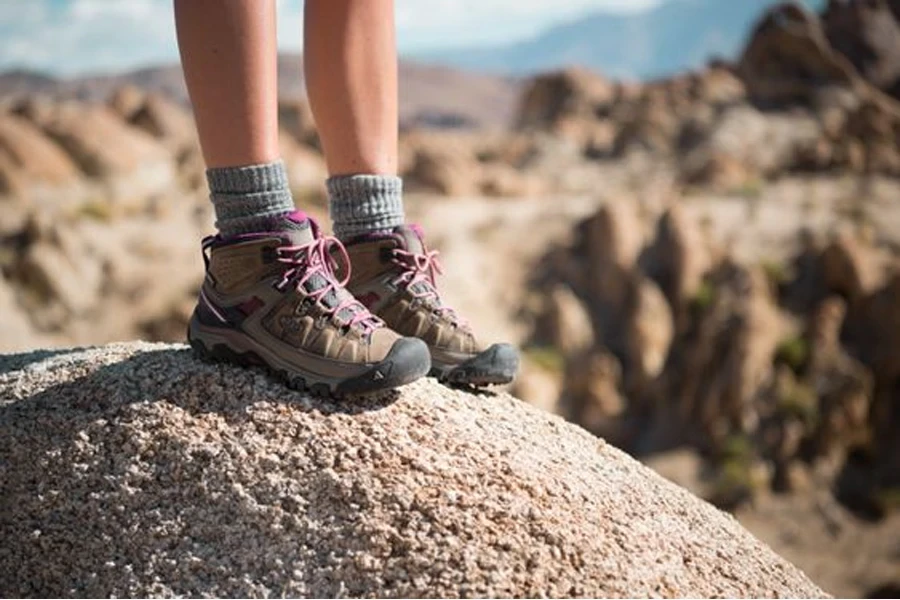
<box><xmin>690</xmin><ymin>279</ymin><xmax>716</xmax><ymax>312</ymax></box>
<box><xmin>709</xmin><ymin>434</ymin><xmax>765</xmax><ymax>509</ymax></box>
<box><xmin>776</xmin><ymin>377</ymin><xmax>819</xmax><ymax>427</ymax></box>
<box><xmin>523</xmin><ymin>345</ymin><xmax>565</xmax><ymax>374</ymax></box>
<box><xmin>710</xmin><ymin>457</ymin><xmax>754</xmax><ymax>510</ymax></box>
<box><xmin>732</xmin><ymin>178</ymin><xmax>764</xmax><ymax>200</ymax></box>
<box><xmin>760</xmin><ymin>259</ymin><xmax>790</xmax><ymax>289</ymax></box>
<box><xmin>774</xmin><ymin>336</ymin><xmax>809</xmax><ymax>374</ymax></box>
<box><xmin>75</xmin><ymin>199</ymin><xmax>113</xmax><ymax>222</ymax></box>
<box><xmin>721</xmin><ymin>434</ymin><xmax>754</xmax><ymax>464</ymax></box>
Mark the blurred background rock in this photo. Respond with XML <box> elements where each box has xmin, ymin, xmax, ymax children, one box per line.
<box><xmin>1</xmin><ymin>0</ymin><xmax>898</xmax><ymax>596</ymax></box>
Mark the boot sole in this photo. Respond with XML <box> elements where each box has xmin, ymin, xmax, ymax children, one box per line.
<box><xmin>188</xmin><ymin>317</ymin><xmax>430</xmax><ymax>397</ymax></box>
<box><xmin>430</xmin><ymin>343</ymin><xmax>520</xmax><ymax>387</ymax></box>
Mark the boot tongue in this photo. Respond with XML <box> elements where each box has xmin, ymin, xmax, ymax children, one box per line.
<box><xmin>274</xmin><ymin>212</ymin><xmax>369</xmax><ymax>327</ymax></box>
<box><xmin>392</xmin><ymin>224</ymin><xmax>438</xmax><ymax>300</ymax></box>
<box><xmin>394</xmin><ymin>224</ymin><xmax>426</xmax><ymax>254</ymax></box>
<box><xmin>275</xmin><ymin>210</ymin><xmax>316</xmax><ymax>247</ymax></box>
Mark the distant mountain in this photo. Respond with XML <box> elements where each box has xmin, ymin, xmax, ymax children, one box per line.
<box><xmin>0</xmin><ymin>69</ymin><xmax>59</xmax><ymax>97</ymax></box>
<box><xmin>418</xmin><ymin>0</ymin><xmax>826</xmax><ymax>78</ymax></box>
<box><xmin>0</xmin><ymin>55</ymin><xmax>521</xmax><ymax>130</ymax></box>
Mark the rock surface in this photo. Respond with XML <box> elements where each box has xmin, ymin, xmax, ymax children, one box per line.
<box><xmin>1</xmin><ymin>342</ymin><xmax>825</xmax><ymax>598</ymax></box>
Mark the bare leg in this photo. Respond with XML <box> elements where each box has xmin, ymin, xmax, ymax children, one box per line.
<box><xmin>174</xmin><ymin>0</ymin><xmax>279</xmax><ymax>168</ymax></box>
<box><xmin>176</xmin><ymin>0</ymin><xmax>433</xmax><ymax>394</ymax></box>
<box><xmin>304</xmin><ymin>0</ymin><xmax>399</xmax><ymax>175</ymax></box>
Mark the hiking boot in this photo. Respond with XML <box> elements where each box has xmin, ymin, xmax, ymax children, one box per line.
<box><xmin>341</xmin><ymin>224</ymin><xmax>519</xmax><ymax>386</ymax></box>
<box><xmin>187</xmin><ymin>212</ymin><xmax>430</xmax><ymax>396</ymax></box>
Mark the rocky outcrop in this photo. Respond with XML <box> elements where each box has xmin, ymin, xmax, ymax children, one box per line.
<box><xmin>561</xmin><ymin>348</ymin><xmax>626</xmax><ymax>439</ymax></box>
<box><xmin>680</xmin><ymin>105</ymin><xmax>821</xmax><ymax>185</ymax></box>
<box><xmin>42</xmin><ymin>105</ymin><xmax>171</xmax><ymax>178</ymax></box>
<box><xmin>641</xmin><ymin>204</ymin><xmax>712</xmax><ymax>323</ymax></box>
<box><xmin>6</xmin><ymin>102</ymin><xmax>177</xmax><ymax>203</ymax></box>
<box><xmin>0</xmin><ymin>342</ymin><xmax>825</xmax><ymax>598</ymax></box>
<box><xmin>128</xmin><ymin>93</ymin><xmax>197</xmax><ymax>151</ymax></box>
<box><xmin>820</xmin><ymin>230</ymin><xmax>887</xmax><ymax>303</ymax></box>
<box><xmin>739</xmin><ymin>3</ymin><xmax>863</xmax><ymax>106</ymax></box>
<box><xmin>534</xmin><ymin>285</ymin><xmax>595</xmax><ymax>356</ymax></box>
<box><xmin>0</xmin><ymin>113</ymin><xmax>80</xmax><ymax>196</ymax></box>
<box><xmin>0</xmin><ymin>276</ymin><xmax>47</xmax><ymax>352</ymax></box>
<box><xmin>527</xmin><ymin>200</ymin><xmax>898</xmax><ymax>513</ymax></box>
<box><xmin>516</xmin><ymin>68</ymin><xmax>615</xmax><ymax>135</ymax></box>
<box><xmin>405</xmin><ymin>143</ymin><xmax>481</xmax><ymax>196</ymax></box>
<box><xmin>824</xmin><ymin>0</ymin><xmax>900</xmax><ymax>99</ymax></box>
<box><xmin>107</xmin><ymin>84</ymin><xmax>147</xmax><ymax>120</ymax></box>
<box><xmin>495</xmin><ymin>2</ymin><xmax>900</xmax><ymax>188</ymax></box>
<box><xmin>736</xmin><ymin>2</ymin><xmax>900</xmax><ymax>176</ymax></box>
<box><xmin>401</xmin><ymin>130</ymin><xmax>546</xmax><ymax>198</ymax></box>
<box><xmin>1</xmin><ymin>200</ymin><xmax>205</xmax><ymax>349</ymax></box>
<box><xmin>665</xmin><ymin>261</ymin><xmax>786</xmax><ymax>449</ymax></box>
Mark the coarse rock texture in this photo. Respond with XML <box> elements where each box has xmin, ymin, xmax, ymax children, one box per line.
<box><xmin>0</xmin><ymin>342</ymin><xmax>826</xmax><ymax>599</ymax></box>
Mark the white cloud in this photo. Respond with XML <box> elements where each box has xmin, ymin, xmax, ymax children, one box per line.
<box><xmin>0</xmin><ymin>0</ymin><xmax>176</xmax><ymax>75</ymax></box>
<box><xmin>0</xmin><ymin>0</ymin><xmax>663</xmax><ymax>75</ymax></box>
<box><xmin>69</xmin><ymin>0</ymin><xmax>158</xmax><ymax>20</ymax></box>
<box><xmin>396</xmin><ymin>0</ymin><xmax>661</xmax><ymax>48</ymax></box>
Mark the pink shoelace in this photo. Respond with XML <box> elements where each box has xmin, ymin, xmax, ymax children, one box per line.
<box><xmin>275</xmin><ymin>237</ymin><xmax>381</xmax><ymax>334</ymax></box>
<box><xmin>390</xmin><ymin>247</ymin><xmax>466</xmax><ymax>328</ymax></box>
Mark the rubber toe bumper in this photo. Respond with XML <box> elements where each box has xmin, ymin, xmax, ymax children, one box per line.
<box><xmin>337</xmin><ymin>337</ymin><xmax>431</xmax><ymax>395</ymax></box>
<box><xmin>437</xmin><ymin>343</ymin><xmax>520</xmax><ymax>387</ymax></box>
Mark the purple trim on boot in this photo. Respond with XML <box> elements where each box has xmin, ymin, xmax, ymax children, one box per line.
<box><xmin>208</xmin><ymin>211</ymin><xmax>320</xmax><ymax>248</ymax></box>
<box><xmin>199</xmin><ymin>288</ymin><xmax>227</xmax><ymax>323</ymax></box>
<box><xmin>283</xmin><ymin>209</ymin><xmax>309</xmax><ymax>224</ymax></box>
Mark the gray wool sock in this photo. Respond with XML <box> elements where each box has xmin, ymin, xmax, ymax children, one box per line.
<box><xmin>327</xmin><ymin>174</ymin><xmax>404</xmax><ymax>240</ymax></box>
<box><xmin>207</xmin><ymin>160</ymin><xmax>297</xmax><ymax>236</ymax></box>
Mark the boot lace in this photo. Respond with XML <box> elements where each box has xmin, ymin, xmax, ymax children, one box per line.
<box><xmin>390</xmin><ymin>248</ymin><xmax>467</xmax><ymax>328</ymax></box>
<box><xmin>275</xmin><ymin>237</ymin><xmax>381</xmax><ymax>334</ymax></box>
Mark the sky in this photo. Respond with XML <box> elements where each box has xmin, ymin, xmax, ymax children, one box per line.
<box><xmin>0</xmin><ymin>0</ymin><xmax>663</xmax><ymax>76</ymax></box>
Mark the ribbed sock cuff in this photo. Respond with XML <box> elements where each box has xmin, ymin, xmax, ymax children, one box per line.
<box><xmin>207</xmin><ymin>160</ymin><xmax>296</xmax><ymax>236</ymax></box>
<box><xmin>327</xmin><ymin>175</ymin><xmax>404</xmax><ymax>240</ymax></box>
<box><xmin>207</xmin><ymin>160</ymin><xmax>289</xmax><ymax>194</ymax></box>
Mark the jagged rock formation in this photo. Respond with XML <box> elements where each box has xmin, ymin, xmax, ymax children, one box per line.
<box><xmin>823</xmin><ymin>0</ymin><xmax>900</xmax><ymax>99</ymax></box>
<box><xmin>0</xmin><ymin>342</ymin><xmax>825</xmax><ymax>598</ymax></box>
<box><xmin>396</xmin><ymin>1</ymin><xmax>900</xmax><ymax>194</ymax></box>
<box><xmin>501</xmin><ymin>1</ymin><xmax>900</xmax><ymax>187</ymax></box>
<box><xmin>516</xmin><ymin>68</ymin><xmax>615</xmax><ymax>139</ymax></box>
<box><xmin>738</xmin><ymin>2</ymin><xmax>864</xmax><ymax>105</ymax></box>
<box><xmin>528</xmin><ymin>200</ymin><xmax>900</xmax><ymax>515</ymax></box>
<box><xmin>0</xmin><ymin>113</ymin><xmax>80</xmax><ymax>196</ymax></box>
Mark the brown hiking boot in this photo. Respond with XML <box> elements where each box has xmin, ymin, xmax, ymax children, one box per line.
<box><xmin>341</xmin><ymin>224</ymin><xmax>519</xmax><ymax>386</ymax></box>
<box><xmin>187</xmin><ymin>212</ymin><xmax>430</xmax><ymax>396</ymax></box>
